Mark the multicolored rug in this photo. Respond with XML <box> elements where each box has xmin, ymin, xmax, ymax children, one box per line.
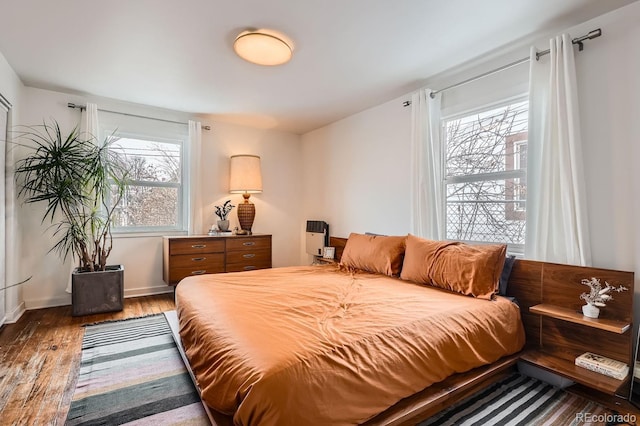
<box><xmin>65</xmin><ymin>314</ymin><xmax>210</xmax><ymax>425</ymax></box>
<box><xmin>420</xmin><ymin>373</ymin><xmax>613</xmax><ymax>426</ymax></box>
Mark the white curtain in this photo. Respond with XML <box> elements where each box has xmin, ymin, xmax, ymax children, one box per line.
<box><xmin>188</xmin><ymin>120</ymin><xmax>202</xmax><ymax>235</ymax></box>
<box><xmin>410</xmin><ymin>89</ymin><xmax>443</xmax><ymax>240</ymax></box>
<box><xmin>83</xmin><ymin>103</ymin><xmax>99</xmax><ymax>140</ymax></box>
<box><xmin>66</xmin><ymin>103</ymin><xmax>100</xmax><ymax>293</ymax></box>
<box><xmin>526</xmin><ymin>34</ymin><xmax>591</xmax><ymax>266</ymax></box>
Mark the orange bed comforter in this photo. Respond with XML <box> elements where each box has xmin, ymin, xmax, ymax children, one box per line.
<box><xmin>176</xmin><ymin>265</ymin><xmax>525</xmax><ymax>426</ymax></box>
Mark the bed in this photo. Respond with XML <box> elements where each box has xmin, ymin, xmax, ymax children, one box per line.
<box><xmin>175</xmin><ymin>233</ymin><xmax>526</xmax><ymax>425</ymax></box>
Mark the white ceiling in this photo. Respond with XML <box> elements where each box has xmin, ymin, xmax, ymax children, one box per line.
<box><xmin>0</xmin><ymin>0</ymin><xmax>636</xmax><ymax>134</ymax></box>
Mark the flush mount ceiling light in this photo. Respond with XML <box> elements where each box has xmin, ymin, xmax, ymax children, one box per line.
<box><xmin>233</xmin><ymin>29</ymin><xmax>293</xmax><ymax>66</ymax></box>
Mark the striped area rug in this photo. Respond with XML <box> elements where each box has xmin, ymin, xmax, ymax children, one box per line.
<box><xmin>65</xmin><ymin>314</ymin><xmax>209</xmax><ymax>425</ymax></box>
<box><xmin>420</xmin><ymin>373</ymin><xmax>610</xmax><ymax>426</ymax></box>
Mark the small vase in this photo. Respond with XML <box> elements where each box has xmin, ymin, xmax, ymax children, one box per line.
<box><xmin>217</xmin><ymin>220</ymin><xmax>230</xmax><ymax>232</ymax></box>
<box><xmin>582</xmin><ymin>303</ymin><xmax>600</xmax><ymax>319</ymax></box>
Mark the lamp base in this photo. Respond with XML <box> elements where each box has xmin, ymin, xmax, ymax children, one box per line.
<box><xmin>237</xmin><ymin>194</ymin><xmax>255</xmax><ymax>233</ymax></box>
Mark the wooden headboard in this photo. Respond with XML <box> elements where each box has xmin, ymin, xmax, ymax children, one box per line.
<box><xmin>328</xmin><ymin>235</ymin><xmax>635</xmax><ymax>381</ymax></box>
<box><xmin>329</xmin><ymin>236</ymin><xmax>348</xmax><ymax>262</ymax></box>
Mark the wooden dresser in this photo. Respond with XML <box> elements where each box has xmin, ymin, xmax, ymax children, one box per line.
<box><xmin>162</xmin><ymin>234</ymin><xmax>272</xmax><ymax>285</ymax></box>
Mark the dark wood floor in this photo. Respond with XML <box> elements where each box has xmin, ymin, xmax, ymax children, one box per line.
<box><xmin>0</xmin><ymin>293</ymin><xmax>175</xmax><ymax>425</ymax></box>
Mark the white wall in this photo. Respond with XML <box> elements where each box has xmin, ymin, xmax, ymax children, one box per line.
<box><xmin>15</xmin><ymin>87</ymin><xmax>302</xmax><ymax>309</ymax></box>
<box><xmin>300</xmin><ymin>97</ymin><xmax>412</xmax><ymax>263</ymax></box>
<box><xmin>301</xmin><ymin>2</ymin><xmax>640</xmax><ymax>321</ymax></box>
<box><xmin>200</xmin><ymin>121</ymin><xmax>302</xmax><ymax>268</ymax></box>
<box><xmin>0</xmin><ymin>50</ymin><xmax>25</xmax><ymax>323</ymax></box>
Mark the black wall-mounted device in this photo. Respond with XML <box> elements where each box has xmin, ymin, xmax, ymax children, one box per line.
<box><xmin>306</xmin><ymin>220</ymin><xmax>329</xmax><ymax>256</ymax></box>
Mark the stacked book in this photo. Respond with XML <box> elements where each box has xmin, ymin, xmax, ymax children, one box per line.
<box><xmin>208</xmin><ymin>230</ymin><xmax>233</xmax><ymax>236</ymax></box>
<box><xmin>575</xmin><ymin>352</ymin><xmax>629</xmax><ymax>380</ymax></box>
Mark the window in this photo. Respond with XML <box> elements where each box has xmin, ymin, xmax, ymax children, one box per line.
<box><xmin>101</xmin><ymin>114</ymin><xmax>188</xmax><ymax>233</ymax></box>
<box><xmin>443</xmin><ymin>99</ymin><xmax>528</xmax><ymax>254</ymax></box>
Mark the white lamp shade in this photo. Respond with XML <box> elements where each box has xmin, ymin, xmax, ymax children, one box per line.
<box><xmin>229</xmin><ymin>155</ymin><xmax>263</xmax><ymax>193</ymax></box>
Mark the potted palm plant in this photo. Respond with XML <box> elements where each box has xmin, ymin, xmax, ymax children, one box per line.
<box><xmin>15</xmin><ymin>121</ymin><xmax>130</xmax><ymax>316</ymax></box>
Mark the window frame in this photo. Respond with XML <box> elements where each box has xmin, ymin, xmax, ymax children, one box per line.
<box><xmin>441</xmin><ymin>94</ymin><xmax>529</xmax><ymax>255</ymax></box>
<box><xmin>102</xmin><ymin>128</ymin><xmax>189</xmax><ymax>235</ymax></box>
<box><xmin>505</xmin><ymin>133</ymin><xmax>528</xmax><ymax>219</ymax></box>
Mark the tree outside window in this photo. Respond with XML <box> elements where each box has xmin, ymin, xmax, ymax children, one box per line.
<box><xmin>443</xmin><ymin>99</ymin><xmax>528</xmax><ymax>253</ymax></box>
<box><xmin>108</xmin><ymin>137</ymin><xmax>184</xmax><ymax>231</ymax></box>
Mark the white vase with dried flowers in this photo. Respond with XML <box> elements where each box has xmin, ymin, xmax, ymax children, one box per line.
<box><xmin>579</xmin><ymin>277</ymin><xmax>628</xmax><ymax>319</ymax></box>
<box><xmin>214</xmin><ymin>200</ymin><xmax>235</xmax><ymax>231</ymax></box>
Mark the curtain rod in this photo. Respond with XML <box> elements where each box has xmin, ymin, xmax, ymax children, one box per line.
<box><xmin>67</xmin><ymin>103</ymin><xmax>211</xmax><ymax>130</ymax></box>
<box><xmin>402</xmin><ymin>28</ymin><xmax>602</xmax><ymax>107</ymax></box>
<box><xmin>0</xmin><ymin>92</ymin><xmax>12</xmax><ymax>109</ymax></box>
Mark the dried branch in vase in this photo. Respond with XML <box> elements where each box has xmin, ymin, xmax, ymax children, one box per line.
<box><xmin>214</xmin><ymin>200</ymin><xmax>235</xmax><ymax>221</ymax></box>
<box><xmin>579</xmin><ymin>277</ymin><xmax>627</xmax><ymax>308</ymax></box>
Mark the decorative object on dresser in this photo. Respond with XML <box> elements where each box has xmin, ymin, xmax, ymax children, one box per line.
<box><xmin>579</xmin><ymin>277</ymin><xmax>628</xmax><ymax>319</ymax></box>
<box><xmin>229</xmin><ymin>154</ymin><xmax>262</xmax><ymax>234</ymax></box>
<box><xmin>162</xmin><ymin>234</ymin><xmax>272</xmax><ymax>285</ymax></box>
<box><xmin>213</xmin><ymin>199</ymin><xmax>235</xmax><ymax>232</ymax></box>
<box><xmin>14</xmin><ymin>120</ymin><xmax>130</xmax><ymax>316</ymax></box>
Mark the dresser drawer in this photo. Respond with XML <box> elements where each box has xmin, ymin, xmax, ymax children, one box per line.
<box><xmin>170</xmin><ymin>238</ymin><xmax>225</xmax><ymax>255</ymax></box>
<box><xmin>170</xmin><ymin>253</ymin><xmax>225</xmax><ymax>269</ymax></box>
<box><xmin>170</xmin><ymin>264</ymin><xmax>226</xmax><ymax>283</ymax></box>
<box><xmin>225</xmin><ymin>258</ymin><xmax>272</xmax><ymax>273</ymax></box>
<box><xmin>226</xmin><ymin>248</ymin><xmax>271</xmax><ymax>265</ymax></box>
<box><xmin>226</xmin><ymin>236</ymin><xmax>271</xmax><ymax>252</ymax></box>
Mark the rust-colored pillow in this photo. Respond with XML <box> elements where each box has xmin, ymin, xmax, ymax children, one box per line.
<box><xmin>400</xmin><ymin>234</ymin><xmax>506</xmax><ymax>299</ymax></box>
<box><xmin>340</xmin><ymin>233</ymin><xmax>406</xmax><ymax>276</ymax></box>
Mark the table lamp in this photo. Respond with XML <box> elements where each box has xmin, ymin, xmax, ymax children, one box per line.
<box><xmin>229</xmin><ymin>155</ymin><xmax>263</xmax><ymax>234</ymax></box>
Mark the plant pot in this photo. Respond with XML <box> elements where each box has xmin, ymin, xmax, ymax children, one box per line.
<box><xmin>72</xmin><ymin>265</ymin><xmax>124</xmax><ymax>316</ymax></box>
<box><xmin>217</xmin><ymin>220</ymin><xmax>230</xmax><ymax>231</ymax></box>
<box><xmin>582</xmin><ymin>303</ymin><xmax>600</xmax><ymax>319</ymax></box>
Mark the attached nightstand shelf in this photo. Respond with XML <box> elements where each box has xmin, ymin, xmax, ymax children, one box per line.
<box><xmin>312</xmin><ymin>256</ymin><xmax>337</xmax><ymax>265</ymax></box>
<box><xmin>530</xmin><ymin>304</ymin><xmax>630</xmax><ymax>334</ymax></box>
<box><xmin>525</xmin><ymin>302</ymin><xmax>632</xmax><ymax>396</ymax></box>
<box><xmin>520</xmin><ymin>350</ymin><xmax>628</xmax><ymax>395</ymax></box>
<box><xmin>504</xmin><ymin>261</ymin><xmax>634</xmax><ymax>401</ymax></box>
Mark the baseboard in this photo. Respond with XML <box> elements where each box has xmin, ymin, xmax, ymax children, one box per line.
<box><xmin>5</xmin><ymin>301</ymin><xmax>26</xmax><ymax>324</ymax></box>
<box><xmin>124</xmin><ymin>285</ymin><xmax>173</xmax><ymax>298</ymax></box>
<box><xmin>25</xmin><ymin>295</ymin><xmax>71</xmax><ymax>311</ymax></box>
<box><xmin>22</xmin><ymin>285</ymin><xmax>173</xmax><ymax>312</ymax></box>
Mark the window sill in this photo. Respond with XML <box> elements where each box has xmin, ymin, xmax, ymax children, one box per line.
<box><xmin>112</xmin><ymin>230</ymin><xmax>188</xmax><ymax>239</ymax></box>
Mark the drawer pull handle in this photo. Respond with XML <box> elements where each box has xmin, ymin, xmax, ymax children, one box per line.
<box><xmin>243</xmin><ymin>254</ymin><xmax>256</xmax><ymax>259</ymax></box>
<box><xmin>243</xmin><ymin>266</ymin><xmax>257</xmax><ymax>271</ymax></box>
<box><xmin>192</xmin><ymin>257</ymin><xmax>206</xmax><ymax>261</ymax></box>
<box><xmin>192</xmin><ymin>244</ymin><xmax>206</xmax><ymax>248</ymax></box>
<box><xmin>243</xmin><ymin>242</ymin><xmax>255</xmax><ymax>246</ymax></box>
<box><xmin>191</xmin><ymin>270</ymin><xmax>206</xmax><ymax>275</ymax></box>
